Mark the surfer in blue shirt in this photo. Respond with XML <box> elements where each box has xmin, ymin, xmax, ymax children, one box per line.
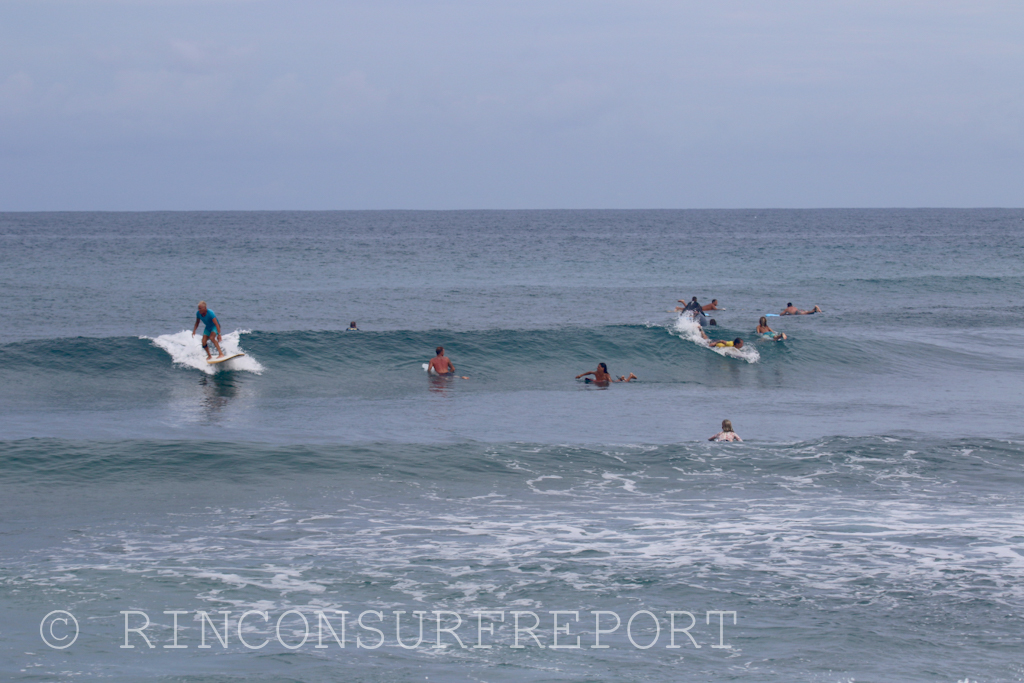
<box><xmin>191</xmin><ymin>301</ymin><xmax>224</xmax><ymax>360</ymax></box>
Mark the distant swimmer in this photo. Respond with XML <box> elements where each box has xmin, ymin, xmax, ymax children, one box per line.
<box><xmin>780</xmin><ymin>303</ymin><xmax>822</xmax><ymax>316</ymax></box>
<box><xmin>708</xmin><ymin>419</ymin><xmax>742</xmax><ymax>442</ymax></box>
<box><xmin>709</xmin><ymin>337</ymin><xmax>744</xmax><ymax>349</ymax></box>
<box><xmin>191</xmin><ymin>301</ymin><xmax>224</xmax><ymax>360</ymax></box>
<box><xmin>575</xmin><ymin>363</ymin><xmax>637</xmax><ymax>384</ymax></box>
<box><xmin>702</xmin><ymin>299</ymin><xmax>722</xmax><ymax>311</ymax></box>
<box><xmin>347</xmin><ymin>321</ymin><xmax>359</xmax><ymax>331</ymax></box>
<box><xmin>428</xmin><ymin>346</ymin><xmax>468</xmax><ymax>379</ymax></box>
<box><xmin>756</xmin><ymin>317</ymin><xmax>786</xmax><ymax>341</ymax></box>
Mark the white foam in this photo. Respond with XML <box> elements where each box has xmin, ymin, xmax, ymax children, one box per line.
<box><xmin>671</xmin><ymin>314</ymin><xmax>760</xmax><ymax>363</ymax></box>
<box><xmin>145</xmin><ymin>329</ymin><xmax>264</xmax><ymax>375</ymax></box>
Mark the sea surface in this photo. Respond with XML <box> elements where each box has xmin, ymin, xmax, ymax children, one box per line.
<box><xmin>1</xmin><ymin>209</ymin><xmax>1022</xmax><ymax>682</ymax></box>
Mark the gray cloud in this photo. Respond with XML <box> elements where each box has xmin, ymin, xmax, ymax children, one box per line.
<box><xmin>1</xmin><ymin>0</ymin><xmax>1021</xmax><ymax>209</ymax></box>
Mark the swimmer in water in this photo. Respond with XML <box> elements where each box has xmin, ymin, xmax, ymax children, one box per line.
<box><xmin>575</xmin><ymin>363</ymin><xmax>637</xmax><ymax>383</ymax></box>
<box><xmin>708</xmin><ymin>419</ymin><xmax>742</xmax><ymax>442</ymax></box>
<box><xmin>427</xmin><ymin>346</ymin><xmax>469</xmax><ymax>379</ymax></box>
<box><xmin>756</xmin><ymin>316</ymin><xmax>786</xmax><ymax>341</ymax></box>
<box><xmin>347</xmin><ymin>321</ymin><xmax>358</xmax><ymax>331</ymax></box>
<box><xmin>780</xmin><ymin>303</ymin><xmax>822</xmax><ymax>315</ymax></box>
<box><xmin>702</xmin><ymin>299</ymin><xmax>722</xmax><ymax>311</ymax></box>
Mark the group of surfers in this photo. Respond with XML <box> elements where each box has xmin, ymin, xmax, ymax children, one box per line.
<box><xmin>190</xmin><ymin>297</ymin><xmax>820</xmax><ymax>385</ymax></box>
<box><xmin>674</xmin><ymin>296</ymin><xmax>823</xmax><ymax>346</ymax></box>
<box><xmin>191</xmin><ymin>301</ymin><xmax>749</xmax><ymax>443</ymax></box>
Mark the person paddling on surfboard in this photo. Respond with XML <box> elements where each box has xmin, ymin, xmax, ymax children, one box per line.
<box><xmin>780</xmin><ymin>303</ymin><xmax>822</xmax><ymax>315</ymax></box>
<box><xmin>756</xmin><ymin>317</ymin><xmax>786</xmax><ymax>341</ymax></box>
<box><xmin>191</xmin><ymin>301</ymin><xmax>224</xmax><ymax>360</ymax></box>
<box><xmin>575</xmin><ymin>363</ymin><xmax>637</xmax><ymax>384</ymax></box>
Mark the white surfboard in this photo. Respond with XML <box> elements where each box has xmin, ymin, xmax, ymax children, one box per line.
<box><xmin>207</xmin><ymin>353</ymin><xmax>245</xmax><ymax>365</ymax></box>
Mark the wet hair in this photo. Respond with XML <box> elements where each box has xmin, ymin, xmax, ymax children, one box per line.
<box><xmin>598</xmin><ymin>363</ymin><xmax>608</xmax><ymax>373</ymax></box>
<box><xmin>787</xmin><ymin>302</ymin><xmax>793</xmax><ymax>307</ymax></box>
<box><xmin>692</xmin><ymin>297</ymin><xmax>698</xmax><ymax>302</ymax></box>
<box><xmin>759</xmin><ymin>316</ymin><xmax>767</xmax><ymax>326</ymax></box>
<box><xmin>733</xmin><ymin>338</ymin><xmax>743</xmax><ymax>346</ymax></box>
<box><xmin>709</xmin><ymin>319</ymin><xmax>717</xmax><ymax>326</ymax></box>
<box><xmin>722</xmin><ymin>419</ymin><xmax>733</xmax><ymax>432</ymax></box>
<box><xmin>711</xmin><ymin>299</ymin><xmax>717</xmax><ymax>304</ymax></box>
<box><xmin>350</xmin><ymin>321</ymin><xmax>357</xmax><ymax>327</ymax></box>
<box><xmin>436</xmin><ymin>346</ymin><xmax>444</xmax><ymax>355</ymax></box>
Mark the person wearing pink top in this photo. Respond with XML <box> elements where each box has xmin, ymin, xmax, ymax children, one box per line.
<box><xmin>708</xmin><ymin>419</ymin><xmax>742</xmax><ymax>442</ymax></box>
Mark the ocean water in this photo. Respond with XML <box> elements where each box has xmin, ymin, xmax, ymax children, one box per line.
<box><xmin>1</xmin><ymin>209</ymin><xmax>1023</xmax><ymax>682</ymax></box>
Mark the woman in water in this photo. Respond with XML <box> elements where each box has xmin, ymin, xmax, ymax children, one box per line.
<box><xmin>708</xmin><ymin>419</ymin><xmax>742</xmax><ymax>442</ymax></box>
<box><xmin>576</xmin><ymin>363</ymin><xmax>637</xmax><ymax>383</ymax></box>
<box><xmin>756</xmin><ymin>316</ymin><xmax>786</xmax><ymax>341</ymax></box>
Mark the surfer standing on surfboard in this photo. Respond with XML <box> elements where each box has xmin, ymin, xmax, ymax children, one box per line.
<box><xmin>191</xmin><ymin>301</ymin><xmax>224</xmax><ymax>360</ymax></box>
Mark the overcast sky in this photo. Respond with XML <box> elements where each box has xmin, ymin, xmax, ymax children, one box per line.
<box><xmin>1</xmin><ymin>0</ymin><xmax>1022</xmax><ymax>209</ymax></box>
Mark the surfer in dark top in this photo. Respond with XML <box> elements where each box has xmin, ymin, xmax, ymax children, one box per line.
<box><xmin>191</xmin><ymin>301</ymin><xmax>224</xmax><ymax>359</ymax></box>
<box><xmin>676</xmin><ymin>297</ymin><xmax>708</xmax><ymax>325</ymax></box>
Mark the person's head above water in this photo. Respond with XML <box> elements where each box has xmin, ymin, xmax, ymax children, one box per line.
<box><xmin>733</xmin><ymin>338</ymin><xmax>744</xmax><ymax>348</ymax></box>
<box><xmin>712</xmin><ymin>299</ymin><xmax>718</xmax><ymax>305</ymax></box>
<box><xmin>435</xmin><ymin>346</ymin><xmax>444</xmax><ymax>356</ymax></box>
<box><xmin>709</xmin><ymin>319</ymin><xmax>717</xmax><ymax>326</ymax></box>
<box><xmin>722</xmin><ymin>419</ymin><xmax>734</xmax><ymax>432</ymax></box>
<box><xmin>349</xmin><ymin>321</ymin><xmax>357</xmax><ymax>328</ymax></box>
<box><xmin>787</xmin><ymin>303</ymin><xmax>793</xmax><ymax>307</ymax></box>
<box><xmin>759</xmin><ymin>316</ymin><xmax>768</xmax><ymax>326</ymax></box>
<box><xmin>598</xmin><ymin>362</ymin><xmax>608</xmax><ymax>373</ymax></box>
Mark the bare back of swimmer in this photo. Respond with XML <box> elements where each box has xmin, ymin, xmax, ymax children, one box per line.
<box><xmin>780</xmin><ymin>303</ymin><xmax>822</xmax><ymax>315</ymax></box>
<box><xmin>428</xmin><ymin>346</ymin><xmax>455</xmax><ymax>374</ymax></box>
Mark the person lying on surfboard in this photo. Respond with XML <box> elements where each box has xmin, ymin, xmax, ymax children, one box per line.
<box><xmin>708</xmin><ymin>338</ymin><xmax>744</xmax><ymax>349</ymax></box>
<box><xmin>708</xmin><ymin>419</ymin><xmax>742</xmax><ymax>442</ymax></box>
<box><xmin>780</xmin><ymin>303</ymin><xmax>822</xmax><ymax>315</ymax></box>
<box><xmin>702</xmin><ymin>299</ymin><xmax>722</xmax><ymax>311</ymax></box>
<box><xmin>575</xmin><ymin>363</ymin><xmax>637</xmax><ymax>384</ymax></box>
<box><xmin>756</xmin><ymin>317</ymin><xmax>786</xmax><ymax>341</ymax></box>
<box><xmin>191</xmin><ymin>301</ymin><xmax>224</xmax><ymax>360</ymax></box>
<box><xmin>428</xmin><ymin>346</ymin><xmax>469</xmax><ymax>379</ymax></box>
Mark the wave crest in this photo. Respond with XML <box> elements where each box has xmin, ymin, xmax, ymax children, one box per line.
<box><xmin>144</xmin><ymin>330</ymin><xmax>264</xmax><ymax>375</ymax></box>
<box><xmin>669</xmin><ymin>314</ymin><xmax>760</xmax><ymax>363</ymax></box>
